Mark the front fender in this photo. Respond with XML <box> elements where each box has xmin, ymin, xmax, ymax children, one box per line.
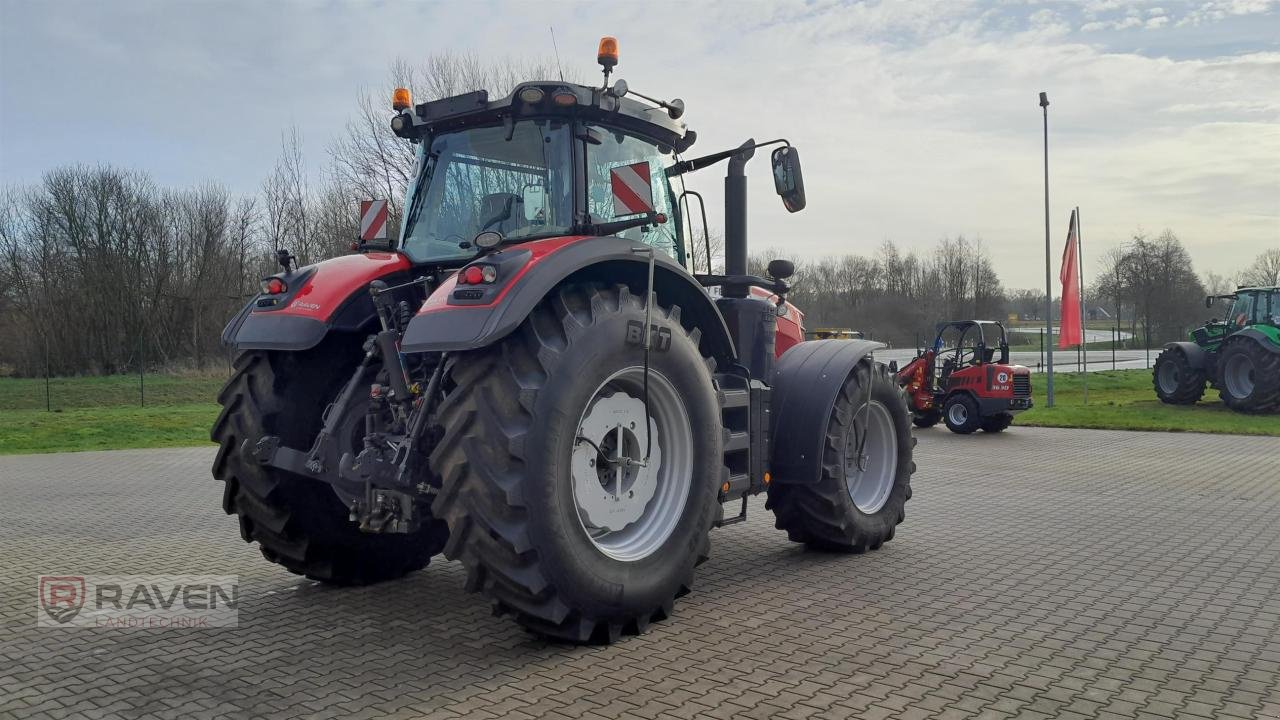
<box><xmin>400</xmin><ymin>236</ymin><xmax>737</xmax><ymax>365</ymax></box>
<box><xmin>224</xmin><ymin>252</ymin><xmax>411</xmax><ymax>353</ymax></box>
<box><xmin>770</xmin><ymin>339</ymin><xmax>886</xmax><ymax>486</ymax></box>
<box><xmin>1163</xmin><ymin>341</ymin><xmax>1208</xmax><ymax>369</ymax></box>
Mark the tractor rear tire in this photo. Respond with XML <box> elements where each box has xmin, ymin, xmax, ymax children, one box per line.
<box><xmin>980</xmin><ymin>413</ymin><xmax>1013</xmax><ymax>433</ymax></box>
<box><xmin>211</xmin><ymin>347</ymin><xmax>447</xmax><ymax>585</ymax></box>
<box><xmin>1152</xmin><ymin>347</ymin><xmax>1206</xmax><ymax>405</ymax></box>
<box><xmin>1217</xmin><ymin>337</ymin><xmax>1280</xmax><ymax>413</ymax></box>
<box><xmin>766</xmin><ymin>362</ymin><xmax>914</xmax><ymax>553</ymax></box>
<box><xmin>912</xmin><ymin>409</ymin><xmax>942</xmax><ymax>428</ymax></box>
<box><xmin>428</xmin><ymin>284</ymin><xmax>722</xmax><ymax>643</ymax></box>
<box><xmin>943</xmin><ymin>394</ymin><xmax>982</xmax><ymax>434</ymax></box>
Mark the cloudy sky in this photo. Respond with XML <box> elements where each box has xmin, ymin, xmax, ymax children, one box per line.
<box><xmin>2</xmin><ymin>0</ymin><xmax>1277</xmax><ymax>288</ymax></box>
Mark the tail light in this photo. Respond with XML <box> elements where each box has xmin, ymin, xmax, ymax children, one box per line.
<box><xmin>458</xmin><ymin>265</ymin><xmax>498</xmax><ymax>285</ymax></box>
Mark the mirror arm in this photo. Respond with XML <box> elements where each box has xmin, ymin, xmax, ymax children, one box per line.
<box><xmin>667</xmin><ymin>138</ymin><xmax>790</xmax><ymax>177</ymax></box>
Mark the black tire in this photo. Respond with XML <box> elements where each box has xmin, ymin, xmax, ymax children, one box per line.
<box><xmin>211</xmin><ymin>347</ymin><xmax>447</xmax><ymax>585</ymax></box>
<box><xmin>1216</xmin><ymin>337</ymin><xmax>1280</xmax><ymax>413</ymax></box>
<box><xmin>1152</xmin><ymin>347</ymin><xmax>1206</xmax><ymax>405</ymax></box>
<box><xmin>912</xmin><ymin>409</ymin><xmax>942</xmax><ymax>428</ymax></box>
<box><xmin>765</xmin><ymin>362</ymin><xmax>915</xmax><ymax>553</ymax></box>
<box><xmin>980</xmin><ymin>413</ymin><xmax>1013</xmax><ymax>433</ymax></box>
<box><xmin>428</xmin><ymin>284</ymin><xmax>722</xmax><ymax>643</ymax></box>
<box><xmin>943</xmin><ymin>393</ymin><xmax>982</xmax><ymax>434</ymax></box>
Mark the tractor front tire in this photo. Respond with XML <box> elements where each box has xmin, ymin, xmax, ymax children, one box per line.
<box><xmin>1152</xmin><ymin>347</ymin><xmax>1207</xmax><ymax>405</ymax></box>
<box><xmin>1217</xmin><ymin>337</ymin><xmax>1280</xmax><ymax>413</ymax></box>
<box><xmin>429</xmin><ymin>284</ymin><xmax>722</xmax><ymax>643</ymax></box>
<box><xmin>943</xmin><ymin>393</ymin><xmax>982</xmax><ymax>434</ymax></box>
<box><xmin>212</xmin><ymin>348</ymin><xmax>447</xmax><ymax>585</ymax></box>
<box><xmin>766</xmin><ymin>362</ymin><xmax>915</xmax><ymax>553</ymax></box>
<box><xmin>980</xmin><ymin>413</ymin><xmax>1013</xmax><ymax>433</ymax></box>
<box><xmin>912</xmin><ymin>409</ymin><xmax>942</xmax><ymax>428</ymax></box>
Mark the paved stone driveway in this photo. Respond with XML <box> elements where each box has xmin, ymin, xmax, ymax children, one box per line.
<box><xmin>1</xmin><ymin>427</ymin><xmax>1278</xmax><ymax>719</ymax></box>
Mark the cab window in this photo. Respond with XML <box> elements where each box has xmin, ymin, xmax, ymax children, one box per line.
<box><xmin>584</xmin><ymin>125</ymin><xmax>684</xmax><ymax>264</ymax></box>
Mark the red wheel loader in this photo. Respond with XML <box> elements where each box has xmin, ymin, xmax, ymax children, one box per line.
<box><xmin>213</xmin><ymin>37</ymin><xmax>916</xmax><ymax>643</ymax></box>
<box><xmin>895</xmin><ymin>320</ymin><xmax>1032</xmax><ymax>433</ymax></box>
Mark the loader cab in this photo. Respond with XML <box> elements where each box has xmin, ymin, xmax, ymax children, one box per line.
<box><xmin>391</xmin><ymin>80</ymin><xmax>696</xmax><ymax>269</ymax></box>
<box><xmin>932</xmin><ymin>321</ymin><xmax>1009</xmax><ymax>386</ymax></box>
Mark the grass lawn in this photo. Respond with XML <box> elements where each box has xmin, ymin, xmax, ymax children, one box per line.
<box><xmin>3</xmin><ymin>366</ymin><xmax>1276</xmax><ymax>455</ymax></box>
<box><xmin>1017</xmin><ymin>369</ymin><xmax>1280</xmax><ymax>437</ymax></box>
<box><xmin>0</xmin><ymin>372</ymin><xmax>226</xmax><ymax>455</ymax></box>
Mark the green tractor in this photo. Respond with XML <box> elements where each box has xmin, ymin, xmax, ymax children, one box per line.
<box><xmin>1153</xmin><ymin>286</ymin><xmax>1280</xmax><ymax>413</ymax></box>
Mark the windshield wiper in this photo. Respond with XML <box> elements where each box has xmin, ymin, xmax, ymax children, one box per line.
<box><xmin>587</xmin><ymin>212</ymin><xmax>662</xmax><ymax>237</ymax></box>
<box><xmin>401</xmin><ymin>152</ymin><xmax>438</xmax><ymax>241</ymax></box>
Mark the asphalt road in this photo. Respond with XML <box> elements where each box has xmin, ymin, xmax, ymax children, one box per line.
<box><xmin>2</xmin><ymin>427</ymin><xmax>1278</xmax><ymax>719</ymax></box>
<box><xmin>877</xmin><ymin>347</ymin><xmax>1158</xmax><ymax>373</ymax></box>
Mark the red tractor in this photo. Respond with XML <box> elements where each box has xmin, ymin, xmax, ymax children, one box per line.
<box><xmin>895</xmin><ymin>320</ymin><xmax>1032</xmax><ymax>434</ymax></box>
<box><xmin>213</xmin><ymin>38</ymin><xmax>916</xmax><ymax>643</ymax></box>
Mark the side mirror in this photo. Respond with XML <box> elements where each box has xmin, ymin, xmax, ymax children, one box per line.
<box><xmin>522</xmin><ymin>184</ymin><xmax>546</xmax><ymax>223</ymax></box>
<box><xmin>1205</xmin><ymin>296</ymin><xmax>1214</xmax><ymax>309</ymax></box>
<box><xmin>771</xmin><ymin>146</ymin><xmax>806</xmax><ymax>213</ymax></box>
<box><xmin>767</xmin><ymin>259</ymin><xmax>795</xmax><ymax>280</ymax></box>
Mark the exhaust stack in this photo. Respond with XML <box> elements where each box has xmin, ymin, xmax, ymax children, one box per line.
<box><xmin>723</xmin><ymin>138</ymin><xmax>756</xmax><ymax>292</ymax></box>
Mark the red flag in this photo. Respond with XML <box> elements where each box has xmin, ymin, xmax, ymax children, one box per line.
<box><xmin>1058</xmin><ymin>209</ymin><xmax>1082</xmax><ymax>348</ymax></box>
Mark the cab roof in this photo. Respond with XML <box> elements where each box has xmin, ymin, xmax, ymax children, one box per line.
<box><xmin>403</xmin><ymin>81</ymin><xmax>697</xmax><ymax>154</ymax></box>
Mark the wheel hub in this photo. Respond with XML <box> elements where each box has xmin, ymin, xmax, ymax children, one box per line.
<box><xmin>571</xmin><ymin>392</ymin><xmax>662</xmax><ymax>533</ymax></box>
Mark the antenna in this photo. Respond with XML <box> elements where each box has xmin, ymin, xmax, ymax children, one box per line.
<box><xmin>550</xmin><ymin>26</ymin><xmax>565</xmax><ymax>81</ymax></box>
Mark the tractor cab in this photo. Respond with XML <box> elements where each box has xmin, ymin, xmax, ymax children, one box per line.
<box><xmin>388</xmin><ymin>57</ymin><xmax>697</xmax><ymax>269</ymax></box>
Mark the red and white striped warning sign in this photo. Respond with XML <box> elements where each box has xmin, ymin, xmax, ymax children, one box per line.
<box><xmin>609</xmin><ymin>162</ymin><xmax>654</xmax><ymax>217</ymax></box>
<box><xmin>359</xmin><ymin>199</ymin><xmax>388</xmax><ymax>242</ymax></box>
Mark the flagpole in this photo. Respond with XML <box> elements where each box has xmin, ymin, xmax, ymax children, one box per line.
<box><xmin>1078</xmin><ymin>206</ymin><xmax>1087</xmax><ymax>405</ymax></box>
<box><xmin>1040</xmin><ymin>91</ymin><xmax>1054</xmax><ymax>408</ymax></box>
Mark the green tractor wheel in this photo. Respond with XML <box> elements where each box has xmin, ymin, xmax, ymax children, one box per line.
<box><xmin>1217</xmin><ymin>337</ymin><xmax>1280</xmax><ymax>414</ymax></box>
<box><xmin>1152</xmin><ymin>347</ymin><xmax>1206</xmax><ymax>405</ymax></box>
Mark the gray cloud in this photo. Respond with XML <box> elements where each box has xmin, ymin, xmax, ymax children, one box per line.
<box><xmin>2</xmin><ymin>0</ymin><xmax>1276</xmax><ymax>285</ymax></box>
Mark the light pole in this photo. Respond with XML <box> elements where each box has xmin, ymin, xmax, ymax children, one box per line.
<box><xmin>1040</xmin><ymin>91</ymin><xmax>1054</xmax><ymax>407</ymax></box>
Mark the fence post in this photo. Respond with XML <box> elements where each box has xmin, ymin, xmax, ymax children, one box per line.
<box><xmin>44</xmin><ymin>332</ymin><xmax>51</xmax><ymax>412</ymax></box>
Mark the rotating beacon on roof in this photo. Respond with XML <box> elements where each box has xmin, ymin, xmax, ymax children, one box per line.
<box><xmin>212</xmin><ymin>37</ymin><xmax>918</xmax><ymax>643</ymax></box>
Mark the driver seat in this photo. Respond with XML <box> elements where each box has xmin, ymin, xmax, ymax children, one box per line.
<box><xmin>477</xmin><ymin>193</ymin><xmax>524</xmax><ymax>235</ymax></box>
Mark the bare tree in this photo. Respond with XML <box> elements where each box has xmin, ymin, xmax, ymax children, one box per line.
<box><xmin>1240</xmin><ymin>248</ymin><xmax>1280</xmax><ymax>287</ymax></box>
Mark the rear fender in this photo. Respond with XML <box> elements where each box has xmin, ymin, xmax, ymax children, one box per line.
<box><xmin>770</xmin><ymin>339</ymin><xmax>886</xmax><ymax>486</ymax></box>
<box><xmin>400</xmin><ymin>235</ymin><xmax>737</xmax><ymax>366</ymax></box>
<box><xmin>1163</xmin><ymin>341</ymin><xmax>1209</xmax><ymax>369</ymax></box>
<box><xmin>1235</xmin><ymin>327</ymin><xmax>1280</xmax><ymax>353</ymax></box>
<box><xmin>223</xmin><ymin>252</ymin><xmax>412</xmax><ymax>352</ymax></box>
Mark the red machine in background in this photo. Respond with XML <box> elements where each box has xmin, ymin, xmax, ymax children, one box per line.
<box><xmin>895</xmin><ymin>320</ymin><xmax>1033</xmax><ymax>434</ymax></box>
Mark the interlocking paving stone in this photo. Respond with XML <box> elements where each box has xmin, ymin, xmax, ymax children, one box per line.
<box><xmin>1</xmin><ymin>427</ymin><xmax>1278</xmax><ymax>719</ymax></box>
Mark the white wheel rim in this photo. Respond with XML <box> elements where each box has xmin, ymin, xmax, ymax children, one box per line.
<box><xmin>844</xmin><ymin>401</ymin><xmax>898</xmax><ymax>514</ymax></box>
<box><xmin>570</xmin><ymin>367</ymin><xmax>693</xmax><ymax>562</ymax></box>
<box><xmin>948</xmin><ymin>402</ymin><xmax>968</xmax><ymax>426</ymax></box>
